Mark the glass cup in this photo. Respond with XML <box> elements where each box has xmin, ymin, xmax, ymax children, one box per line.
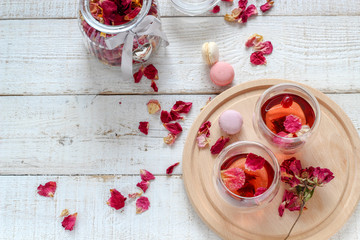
<box><xmin>213</xmin><ymin>141</ymin><xmax>280</xmax><ymax>211</ymax></box>
<box><xmin>170</xmin><ymin>0</ymin><xmax>220</xmax><ymax>16</ymax></box>
<box><xmin>253</xmin><ymin>83</ymin><xmax>321</xmax><ymax>154</ymax></box>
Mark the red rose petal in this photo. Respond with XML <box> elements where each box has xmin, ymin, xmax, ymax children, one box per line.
<box><xmin>138</xmin><ymin>121</ymin><xmax>149</xmax><ymax>135</ymax></box>
<box><xmin>171</xmin><ymin>101</ymin><xmax>193</xmax><ymax>114</ymax></box>
<box><xmin>140</xmin><ymin>169</ymin><xmax>155</xmax><ymax>181</ymax></box>
<box><xmin>151</xmin><ymin>80</ymin><xmax>158</xmax><ymax>92</ymax></box>
<box><xmin>61</xmin><ymin>213</ymin><xmax>77</xmax><ymax>231</ymax></box>
<box><xmin>163</xmin><ymin>122</ymin><xmax>183</xmax><ymax>135</ymax></box>
<box><xmin>210</xmin><ymin>136</ymin><xmax>230</xmax><ymax>154</ymax></box>
<box><xmin>144</xmin><ymin>64</ymin><xmax>159</xmax><ymax>80</ymax></box>
<box><xmin>254</xmin><ymin>187</ymin><xmax>267</xmax><ymax>196</ymax></box>
<box><xmin>221</xmin><ymin>168</ymin><xmax>246</xmax><ymax>192</ymax></box>
<box><xmin>133</xmin><ymin>65</ymin><xmax>144</xmax><ymax>83</ymax></box>
<box><xmin>238</xmin><ymin>4</ymin><xmax>257</xmax><ymax>23</ymax></box>
<box><xmin>284</xmin><ymin>114</ymin><xmax>302</xmax><ymax>133</ymax></box>
<box><xmin>245</xmin><ymin>33</ymin><xmax>263</xmax><ymax>48</ymax></box>
<box><xmin>250</xmin><ymin>51</ymin><xmax>267</xmax><ymax>65</ymax></box>
<box><xmin>136</xmin><ymin>180</ymin><xmax>150</xmax><ymax>193</ymax></box>
<box><xmin>198</xmin><ymin>121</ymin><xmax>211</xmax><ymax>137</ymax></box>
<box><xmin>245</xmin><ymin>153</ymin><xmax>265</xmax><ymax>171</ymax></box>
<box><xmin>260</xmin><ymin>0</ymin><xmax>274</xmax><ymax>13</ymax></box>
<box><xmin>124</xmin><ymin>7</ymin><xmax>141</xmax><ymax>21</ymax></box>
<box><xmin>238</xmin><ymin>0</ymin><xmax>248</xmax><ymax>9</ymax></box>
<box><xmin>166</xmin><ymin>162</ymin><xmax>180</xmax><ymax>175</ymax></box>
<box><xmin>254</xmin><ymin>41</ymin><xmax>273</xmax><ymax>55</ymax></box>
<box><xmin>107</xmin><ymin>189</ymin><xmax>127</xmax><ymax>210</ymax></box>
<box><xmin>211</xmin><ymin>5</ymin><xmax>220</xmax><ymax>13</ymax></box>
<box><xmin>160</xmin><ymin>110</ymin><xmax>172</xmax><ymax>123</ymax></box>
<box><xmin>170</xmin><ymin>110</ymin><xmax>184</xmax><ymax>121</ymax></box>
<box><xmin>136</xmin><ymin>196</ymin><xmax>150</xmax><ymax>214</ymax></box>
<box><xmin>37</xmin><ymin>181</ymin><xmax>57</xmax><ymax>197</ymax></box>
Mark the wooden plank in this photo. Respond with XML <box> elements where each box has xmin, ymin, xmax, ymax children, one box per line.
<box><xmin>0</xmin><ymin>0</ymin><xmax>359</xmax><ymax>19</ymax></box>
<box><xmin>0</xmin><ymin>94</ymin><xmax>359</xmax><ymax>175</ymax></box>
<box><xmin>1</xmin><ymin>17</ymin><xmax>360</xmax><ymax>95</ymax></box>
<box><xmin>0</xmin><ymin>175</ymin><xmax>358</xmax><ymax>239</ymax></box>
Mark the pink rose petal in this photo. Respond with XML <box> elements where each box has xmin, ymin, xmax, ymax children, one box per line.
<box><xmin>245</xmin><ymin>153</ymin><xmax>265</xmax><ymax>171</ymax></box>
<box><xmin>136</xmin><ymin>196</ymin><xmax>150</xmax><ymax>214</ymax></box>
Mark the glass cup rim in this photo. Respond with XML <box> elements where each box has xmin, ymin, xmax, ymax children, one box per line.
<box><xmin>170</xmin><ymin>0</ymin><xmax>220</xmax><ymax>16</ymax></box>
<box><xmin>80</xmin><ymin>0</ymin><xmax>152</xmax><ymax>34</ymax></box>
<box><xmin>256</xmin><ymin>83</ymin><xmax>321</xmax><ymax>141</ymax></box>
<box><xmin>216</xmin><ymin>141</ymin><xmax>280</xmax><ymax>201</ymax></box>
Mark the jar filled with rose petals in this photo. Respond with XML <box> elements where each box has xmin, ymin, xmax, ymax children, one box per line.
<box><xmin>78</xmin><ymin>0</ymin><xmax>168</xmax><ymax>77</ymax></box>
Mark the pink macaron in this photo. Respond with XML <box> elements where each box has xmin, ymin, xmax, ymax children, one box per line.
<box><xmin>210</xmin><ymin>61</ymin><xmax>234</xmax><ymax>86</ymax></box>
<box><xmin>219</xmin><ymin>110</ymin><xmax>243</xmax><ymax>135</ymax></box>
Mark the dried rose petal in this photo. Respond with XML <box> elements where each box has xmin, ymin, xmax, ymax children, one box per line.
<box><xmin>260</xmin><ymin>0</ymin><xmax>274</xmax><ymax>13</ymax></box>
<box><xmin>60</xmin><ymin>209</ymin><xmax>69</xmax><ymax>217</ymax></box>
<box><xmin>151</xmin><ymin>80</ymin><xmax>158</xmax><ymax>92</ymax></box>
<box><xmin>136</xmin><ymin>196</ymin><xmax>150</xmax><ymax>214</ymax></box>
<box><xmin>210</xmin><ymin>136</ymin><xmax>230</xmax><ymax>154</ymax></box>
<box><xmin>224</xmin><ymin>8</ymin><xmax>242</xmax><ymax>22</ymax></box>
<box><xmin>198</xmin><ymin>121</ymin><xmax>211</xmax><ymax>137</ymax></box>
<box><xmin>245</xmin><ymin>153</ymin><xmax>265</xmax><ymax>171</ymax></box>
<box><xmin>211</xmin><ymin>5</ymin><xmax>220</xmax><ymax>13</ymax></box>
<box><xmin>160</xmin><ymin>110</ymin><xmax>172</xmax><ymax>123</ymax></box>
<box><xmin>284</xmin><ymin>115</ymin><xmax>302</xmax><ymax>133</ymax></box>
<box><xmin>238</xmin><ymin>0</ymin><xmax>248</xmax><ymax>9</ymax></box>
<box><xmin>138</xmin><ymin>121</ymin><xmax>149</xmax><ymax>135</ymax></box>
<box><xmin>163</xmin><ymin>133</ymin><xmax>177</xmax><ymax>145</ymax></box>
<box><xmin>144</xmin><ymin>64</ymin><xmax>159</xmax><ymax>80</ymax></box>
<box><xmin>170</xmin><ymin>110</ymin><xmax>184</xmax><ymax>121</ymax></box>
<box><xmin>238</xmin><ymin>4</ymin><xmax>258</xmax><ymax>23</ymax></box>
<box><xmin>221</xmin><ymin>168</ymin><xmax>246</xmax><ymax>192</ymax></box>
<box><xmin>171</xmin><ymin>101</ymin><xmax>193</xmax><ymax>114</ymax></box>
<box><xmin>166</xmin><ymin>162</ymin><xmax>180</xmax><ymax>175</ymax></box>
<box><xmin>254</xmin><ymin>187</ymin><xmax>267</xmax><ymax>196</ymax></box>
<box><xmin>140</xmin><ymin>169</ymin><xmax>155</xmax><ymax>181</ymax></box>
<box><xmin>147</xmin><ymin>99</ymin><xmax>161</xmax><ymax>114</ymax></box>
<box><xmin>61</xmin><ymin>213</ymin><xmax>77</xmax><ymax>231</ymax></box>
<box><xmin>163</xmin><ymin>122</ymin><xmax>183</xmax><ymax>135</ymax></box>
<box><xmin>280</xmin><ymin>157</ymin><xmax>302</xmax><ymax>187</ymax></box>
<box><xmin>245</xmin><ymin>34</ymin><xmax>263</xmax><ymax>48</ymax></box>
<box><xmin>278</xmin><ymin>190</ymin><xmax>301</xmax><ymax>217</ymax></box>
<box><xmin>107</xmin><ymin>189</ymin><xmax>127</xmax><ymax>210</ymax></box>
<box><xmin>124</xmin><ymin>7</ymin><xmax>141</xmax><ymax>21</ymax></box>
<box><xmin>250</xmin><ymin>51</ymin><xmax>266</xmax><ymax>65</ymax></box>
<box><xmin>133</xmin><ymin>65</ymin><xmax>145</xmax><ymax>83</ymax></box>
<box><xmin>254</xmin><ymin>41</ymin><xmax>273</xmax><ymax>55</ymax></box>
<box><xmin>128</xmin><ymin>192</ymin><xmax>142</xmax><ymax>199</ymax></box>
<box><xmin>136</xmin><ymin>180</ymin><xmax>150</xmax><ymax>193</ymax></box>
<box><xmin>308</xmin><ymin>167</ymin><xmax>334</xmax><ymax>186</ymax></box>
<box><xmin>37</xmin><ymin>181</ymin><xmax>57</xmax><ymax>197</ymax></box>
<box><xmin>197</xmin><ymin>134</ymin><xmax>210</xmax><ymax>148</ymax></box>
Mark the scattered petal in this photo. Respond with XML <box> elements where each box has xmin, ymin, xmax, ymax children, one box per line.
<box><xmin>147</xmin><ymin>99</ymin><xmax>161</xmax><ymax>114</ymax></box>
<box><xmin>163</xmin><ymin>122</ymin><xmax>183</xmax><ymax>135</ymax></box>
<box><xmin>238</xmin><ymin>0</ymin><xmax>248</xmax><ymax>9</ymax></box>
<box><xmin>138</xmin><ymin>121</ymin><xmax>149</xmax><ymax>135</ymax></box>
<box><xmin>221</xmin><ymin>168</ymin><xmax>246</xmax><ymax>192</ymax></box>
<box><xmin>280</xmin><ymin>157</ymin><xmax>302</xmax><ymax>187</ymax></box>
<box><xmin>310</xmin><ymin>167</ymin><xmax>335</xmax><ymax>186</ymax></box>
<box><xmin>37</xmin><ymin>181</ymin><xmax>57</xmax><ymax>197</ymax></box>
<box><xmin>136</xmin><ymin>180</ymin><xmax>150</xmax><ymax>193</ymax></box>
<box><xmin>284</xmin><ymin>114</ymin><xmax>302</xmax><ymax>133</ymax></box>
<box><xmin>198</xmin><ymin>121</ymin><xmax>211</xmax><ymax>137</ymax></box>
<box><xmin>107</xmin><ymin>189</ymin><xmax>127</xmax><ymax>210</ymax></box>
<box><xmin>161</xmin><ymin>110</ymin><xmax>173</xmax><ymax>123</ymax></box>
<box><xmin>62</xmin><ymin>213</ymin><xmax>77</xmax><ymax>231</ymax></box>
<box><xmin>238</xmin><ymin>4</ymin><xmax>257</xmax><ymax>23</ymax></box>
<box><xmin>245</xmin><ymin>153</ymin><xmax>265</xmax><ymax>171</ymax></box>
<box><xmin>150</xmin><ymin>80</ymin><xmax>158</xmax><ymax>92</ymax></box>
<box><xmin>60</xmin><ymin>209</ymin><xmax>69</xmax><ymax>217</ymax></box>
<box><xmin>197</xmin><ymin>134</ymin><xmax>211</xmax><ymax>148</ymax></box>
<box><xmin>170</xmin><ymin>110</ymin><xmax>184</xmax><ymax>121</ymax></box>
<box><xmin>163</xmin><ymin>133</ymin><xmax>177</xmax><ymax>145</ymax></box>
<box><xmin>278</xmin><ymin>190</ymin><xmax>301</xmax><ymax>217</ymax></box>
<box><xmin>250</xmin><ymin>51</ymin><xmax>266</xmax><ymax>65</ymax></box>
<box><xmin>171</xmin><ymin>101</ymin><xmax>193</xmax><ymax>114</ymax></box>
<box><xmin>224</xmin><ymin>8</ymin><xmax>242</xmax><ymax>22</ymax></box>
<box><xmin>144</xmin><ymin>64</ymin><xmax>159</xmax><ymax>80</ymax></box>
<box><xmin>245</xmin><ymin>33</ymin><xmax>263</xmax><ymax>48</ymax></box>
<box><xmin>166</xmin><ymin>162</ymin><xmax>180</xmax><ymax>175</ymax></box>
<box><xmin>211</xmin><ymin>5</ymin><xmax>220</xmax><ymax>13</ymax></box>
<box><xmin>140</xmin><ymin>169</ymin><xmax>155</xmax><ymax>181</ymax></box>
<box><xmin>254</xmin><ymin>41</ymin><xmax>273</xmax><ymax>55</ymax></box>
<box><xmin>210</xmin><ymin>136</ymin><xmax>230</xmax><ymax>154</ymax></box>
<box><xmin>254</xmin><ymin>187</ymin><xmax>268</xmax><ymax>196</ymax></box>
<box><xmin>133</xmin><ymin>65</ymin><xmax>144</xmax><ymax>83</ymax></box>
<box><xmin>136</xmin><ymin>196</ymin><xmax>150</xmax><ymax>214</ymax></box>
<box><xmin>260</xmin><ymin>0</ymin><xmax>274</xmax><ymax>13</ymax></box>
<box><xmin>128</xmin><ymin>192</ymin><xmax>142</xmax><ymax>199</ymax></box>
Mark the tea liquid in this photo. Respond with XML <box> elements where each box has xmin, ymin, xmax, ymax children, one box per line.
<box><xmin>221</xmin><ymin>153</ymin><xmax>274</xmax><ymax>197</ymax></box>
<box><xmin>261</xmin><ymin>94</ymin><xmax>315</xmax><ymax>135</ymax></box>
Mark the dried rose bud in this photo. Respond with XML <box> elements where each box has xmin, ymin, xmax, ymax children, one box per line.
<box><xmin>138</xmin><ymin>121</ymin><xmax>149</xmax><ymax>135</ymax></box>
<box><xmin>166</xmin><ymin>162</ymin><xmax>180</xmax><ymax>175</ymax></box>
<box><xmin>147</xmin><ymin>99</ymin><xmax>161</xmax><ymax>114</ymax></box>
<box><xmin>107</xmin><ymin>189</ymin><xmax>127</xmax><ymax>210</ymax></box>
<box><xmin>211</xmin><ymin>5</ymin><xmax>220</xmax><ymax>13</ymax></box>
<box><xmin>136</xmin><ymin>196</ymin><xmax>150</xmax><ymax>214</ymax></box>
<box><xmin>37</xmin><ymin>181</ymin><xmax>57</xmax><ymax>197</ymax></box>
<box><xmin>163</xmin><ymin>133</ymin><xmax>177</xmax><ymax>145</ymax></box>
<box><xmin>250</xmin><ymin>51</ymin><xmax>267</xmax><ymax>65</ymax></box>
<box><xmin>260</xmin><ymin>0</ymin><xmax>274</xmax><ymax>13</ymax></box>
<box><xmin>254</xmin><ymin>41</ymin><xmax>273</xmax><ymax>55</ymax></box>
<box><xmin>245</xmin><ymin>34</ymin><xmax>263</xmax><ymax>48</ymax></box>
<box><xmin>61</xmin><ymin>213</ymin><xmax>77</xmax><ymax>231</ymax></box>
<box><xmin>245</xmin><ymin>153</ymin><xmax>265</xmax><ymax>171</ymax></box>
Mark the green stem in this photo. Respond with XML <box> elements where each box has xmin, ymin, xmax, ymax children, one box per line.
<box><xmin>284</xmin><ymin>203</ymin><xmax>304</xmax><ymax>240</ymax></box>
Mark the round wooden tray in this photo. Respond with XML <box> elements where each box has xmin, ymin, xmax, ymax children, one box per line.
<box><xmin>182</xmin><ymin>79</ymin><xmax>360</xmax><ymax>240</ymax></box>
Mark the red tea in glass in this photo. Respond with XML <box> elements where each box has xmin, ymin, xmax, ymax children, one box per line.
<box><xmin>220</xmin><ymin>153</ymin><xmax>274</xmax><ymax>198</ymax></box>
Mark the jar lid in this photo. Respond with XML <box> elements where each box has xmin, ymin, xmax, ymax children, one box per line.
<box><xmin>170</xmin><ymin>0</ymin><xmax>220</xmax><ymax>16</ymax></box>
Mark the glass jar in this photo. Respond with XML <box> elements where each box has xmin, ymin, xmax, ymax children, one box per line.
<box><xmin>78</xmin><ymin>0</ymin><xmax>167</xmax><ymax>71</ymax></box>
<box><xmin>171</xmin><ymin>0</ymin><xmax>220</xmax><ymax>15</ymax></box>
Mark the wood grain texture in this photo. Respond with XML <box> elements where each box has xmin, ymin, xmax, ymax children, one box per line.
<box><xmin>0</xmin><ymin>93</ymin><xmax>359</xmax><ymax>175</ymax></box>
<box><xmin>0</xmin><ymin>0</ymin><xmax>359</xmax><ymax>19</ymax></box>
<box><xmin>1</xmin><ymin>17</ymin><xmax>360</xmax><ymax>95</ymax></box>
<box><xmin>182</xmin><ymin>80</ymin><xmax>360</xmax><ymax>239</ymax></box>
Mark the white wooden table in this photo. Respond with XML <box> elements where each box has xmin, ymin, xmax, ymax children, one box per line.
<box><xmin>1</xmin><ymin>0</ymin><xmax>360</xmax><ymax>239</ymax></box>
